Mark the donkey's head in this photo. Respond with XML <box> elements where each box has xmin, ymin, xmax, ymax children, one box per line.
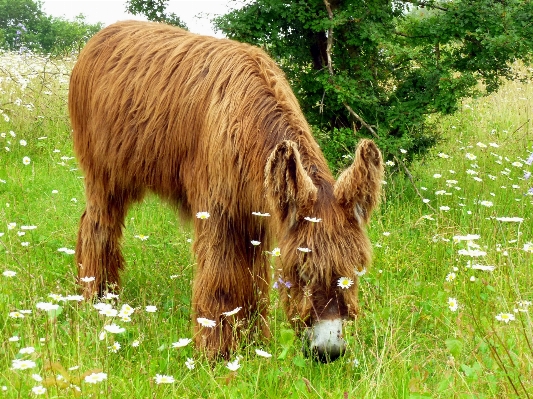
<box><xmin>265</xmin><ymin>139</ymin><xmax>383</xmax><ymax>362</ymax></box>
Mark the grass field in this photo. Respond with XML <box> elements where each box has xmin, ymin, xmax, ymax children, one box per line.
<box><xmin>0</xmin><ymin>51</ymin><xmax>532</xmax><ymax>398</ymax></box>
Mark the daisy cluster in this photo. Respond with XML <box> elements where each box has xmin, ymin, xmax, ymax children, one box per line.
<box><xmin>2</xmin><ymin>281</ymin><xmax>212</xmax><ymax>394</ymax></box>
<box><xmin>417</xmin><ymin>140</ymin><xmax>533</xmax><ymax>213</ymax></box>
<box><xmin>1</xmin><ymin>50</ymin><xmax>532</xmax><ymax>396</ymax></box>
<box><xmin>421</xmin><ymin>141</ymin><xmax>530</xmax><ymax>320</ymax></box>
<box><xmin>381</xmin><ymin>138</ymin><xmax>532</xmax><ymax>328</ymax></box>
<box><xmin>0</xmin><ymin>51</ymin><xmax>72</xmax><ymax>123</ymax></box>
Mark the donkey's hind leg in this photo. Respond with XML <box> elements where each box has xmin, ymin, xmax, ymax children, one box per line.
<box><xmin>76</xmin><ymin>184</ymin><xmax>139</xmax><ymax>298</ymax></box>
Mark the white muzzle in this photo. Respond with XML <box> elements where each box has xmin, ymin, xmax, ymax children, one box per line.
<box><xmin>304</xmin><ymin>319</ymin><xmax>346</xmax><ymax>362</ymax></box>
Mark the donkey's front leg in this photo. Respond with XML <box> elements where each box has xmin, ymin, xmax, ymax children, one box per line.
<box><xmin>191</xmin><ymin>217</ymin><xmax>270</xmax><ymax>358</ymax></box>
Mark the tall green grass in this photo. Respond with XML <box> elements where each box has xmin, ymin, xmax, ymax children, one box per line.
<box><xmin>0</xmin><ymin>51</ymin><xmax>532</xmax><ymax>398</ymax></box>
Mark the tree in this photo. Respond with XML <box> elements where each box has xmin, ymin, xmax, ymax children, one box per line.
<box><xmin>125</xmin><ymin>0</ymin><xmax>188</xmax><ymax>29</ymax></box>
<box><xmin>213</xmin><ymin>0</ymin><xmax>533</xmax><ymax>170</ymax></box>
<box><xmin>37</xmin><ymin>15</ymin><xmax>102</xmax><ymax>55</ymax></box>
<box><xmin>0</xmin><ymin>0</ymin><xmax>43</xmax><ymax>50</ymax></box>
<box><xmin>0</xmin><ymin>0</ymin><xmax>102</xmax><ymax>54</ymax></box>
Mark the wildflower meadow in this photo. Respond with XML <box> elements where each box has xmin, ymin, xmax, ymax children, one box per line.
<box><xmin>1</xmin><ymin>50</ymin><xmax>532</xmax><ymax>398</ymax></box>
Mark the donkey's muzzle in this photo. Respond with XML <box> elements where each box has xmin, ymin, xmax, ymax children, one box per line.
<box><xmin>303</xmin><ymin>319</ymin><xmax>346</xmax><ymax>362</ymax></box>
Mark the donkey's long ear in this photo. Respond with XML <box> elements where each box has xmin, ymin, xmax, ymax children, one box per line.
<box><xmin>334</xmin><ymin>139</ymin><xmax>384</xmax><ymax>224</ymax></box>
<box><xmin>265</xmin><ymin>140</ymin><xmax>317</xmax><ymax>225</ymax></box>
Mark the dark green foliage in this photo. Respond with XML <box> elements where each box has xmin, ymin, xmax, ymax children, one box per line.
<box><xmin>0</xmin><ymin>0</ymin><xmax>42</xmax><ymax>50</ymax></box>
<box><xmin>35</xmin><ymin>15</ymin><xmax>102</xmax><ymax>55</ymax></box>
<box><xmin>213</xmin><ymin>0</ymin><xmax>533</xmax><ymax>170</ymax></box>
<box><xmin>0</xmin><ymin>0</ymin><xmax>102</xmax><ymax>55</ymax></box>
<box><xmin>125</xmin><ymin>0</ymin><xmax>188</xmax><ymax>28</ymax></box>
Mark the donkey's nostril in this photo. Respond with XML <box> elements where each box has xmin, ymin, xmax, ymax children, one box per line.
<box><xmin>303</xmin><ymin>319</ymin><xmax>346</xmax><ymax>363</ymax></box>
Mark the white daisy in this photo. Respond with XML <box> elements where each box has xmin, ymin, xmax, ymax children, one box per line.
<box><xmin>337</xmin><ymin>277</ymin><xmax>354</xmax><ymax>289</ymax></box>
<box><xmin>197</xmin><ymin>317</ymin><xmax>216</xmax><ymax>328</ymax></box>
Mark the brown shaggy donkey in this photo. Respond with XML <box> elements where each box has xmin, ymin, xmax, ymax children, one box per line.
<box><xmin>69</xmin><ymin>21</ymin><xmax>383</xmax><ymax>361</ymax></box>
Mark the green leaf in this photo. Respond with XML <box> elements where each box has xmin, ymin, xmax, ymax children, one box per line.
<box><xmin>445</xmin><ymin>338</ymin><xmax>463</xmax><ymax>359</ymax></box>
<box><xmin>292</xmin><ymin>356</ymin><xmax>306</xmax><ymax>368</ymax></box>
<box><xmin>279</xmin><ymin>328</ymin><xmax>295</xmax><ymax>347</ymax></box>
<box><xmin>277</xmin><ymin>346</ymin><xmax>290</xmax><ymax>360</ymax></box>
<box><xmin>46</xmin><ymin>305</ymin><xmax>63</xmax><ymax>320</ymax></box>
<box><xmin>278</xmin><ymin>329</ymin><xmax>296</xmax><ymax>360</ymax></box>
<box><xmin>436</xmin><ymin>376</ymin><xmax>453</xmax><ymax>393</ymax></box>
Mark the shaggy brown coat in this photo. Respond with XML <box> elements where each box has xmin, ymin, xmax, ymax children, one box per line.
<box><xmin>69</xmin><ymin>20</ymin><xmax>383</xmax><ymax>358</ymax></box>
